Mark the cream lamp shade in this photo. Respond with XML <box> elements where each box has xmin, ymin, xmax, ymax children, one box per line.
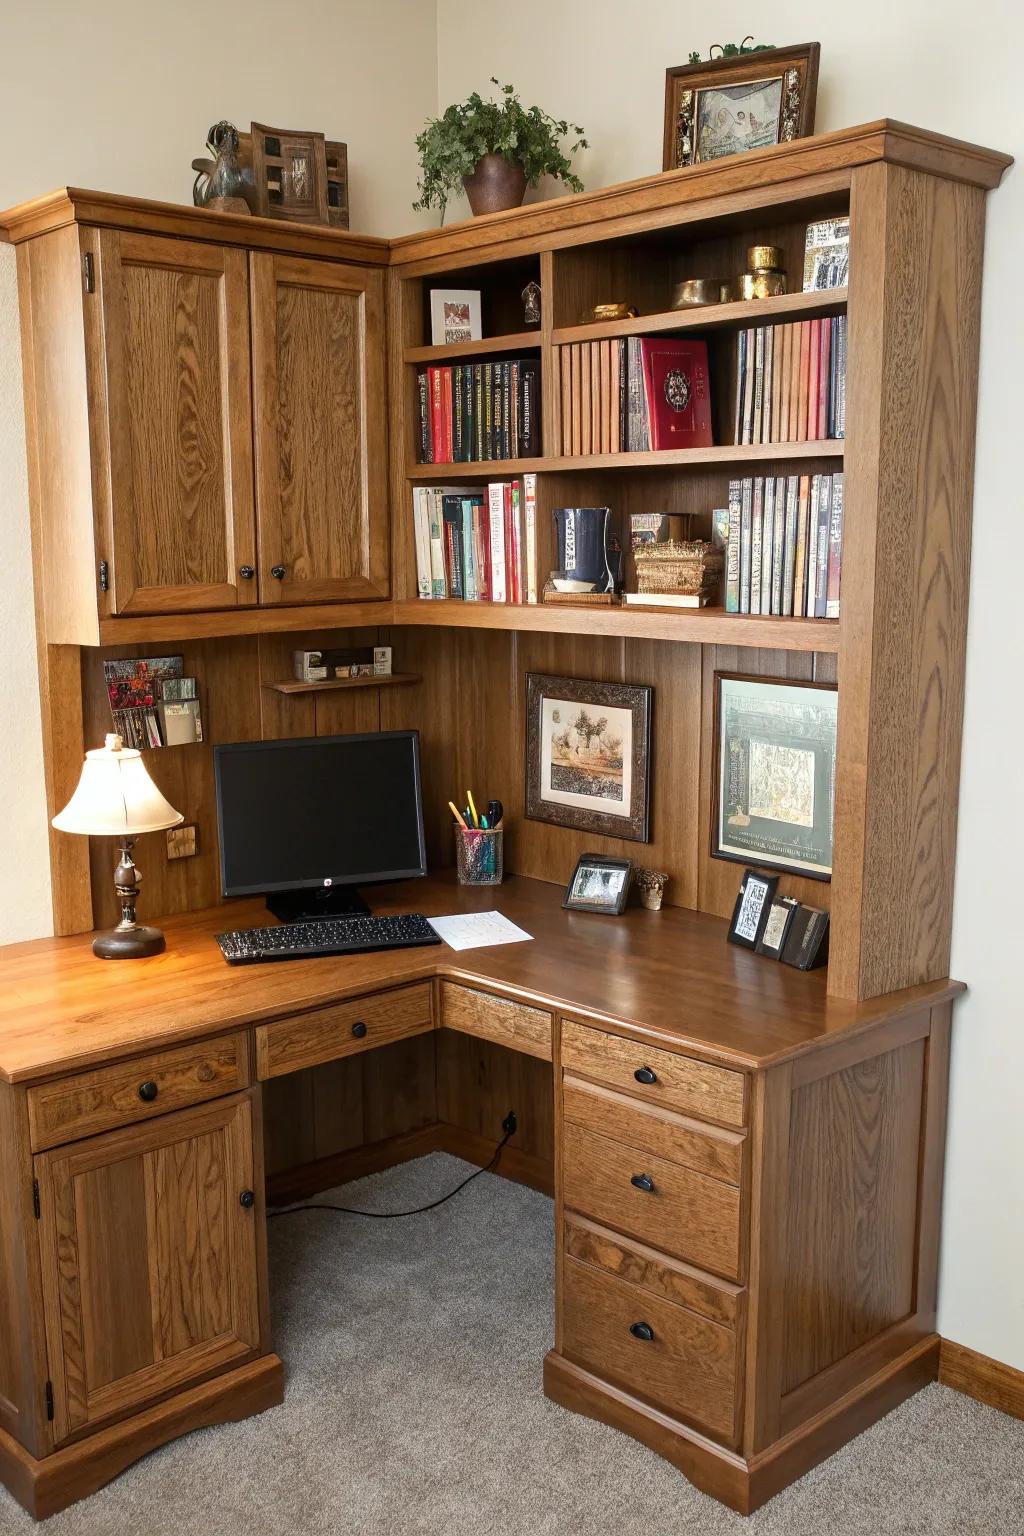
<box><xmin>52</xmin><ymin>734</ymin><xmax>183</xmax><ymax>837</ymax></box>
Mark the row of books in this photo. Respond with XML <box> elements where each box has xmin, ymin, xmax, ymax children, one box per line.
<box><xmin>416</xmin><ymin>359</ymin><xmax>540</xmax><ymax>464</ymax></box>
<box><xmin>559</xmin><ymin>337</ymin><xmax>712</xmax><ymax>456</ymax></box>
<box><xmin>723</xmin><ymin>473</ymin><xmax>844</xmax><ymax>618</ymax></box>
<box><xmin>104</xmin><ymin>657</ymin><xmax>204</xmax><ymax>749</ymax></box>
<box><xmin>735</xmin><ymin>317</ymin><xmax>846</xmax><ymax>446</ymax></box>
<box><xmin>412</xmin><ymin>476</ymin><xmax>539</xmax><ymax>604</ymax></box>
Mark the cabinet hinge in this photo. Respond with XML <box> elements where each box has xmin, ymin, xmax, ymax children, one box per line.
<box><xmin>98</xmin><ymin>559</ymin><xmax>109</xmax><ymax>593</ymax></box>
<box><xmin>83</xmin><ymin>251</ymin><xmax>95</xmax><ymax>294</ymax></box>
<box><xmin>45</xmin><ymin>1381</ymin><xmax>54</xmax><ymax>1421</ymax></box>
<box><xmin>32</xmin><ymin>1179</ymin><xmax>41</xmax><ymax>1219</ymax></box>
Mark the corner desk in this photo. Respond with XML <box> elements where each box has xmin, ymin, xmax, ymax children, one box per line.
<box><xmin>0</xmin><ymin>874</ymin><xmax>961</xmax><ymax>1518</ymax></box>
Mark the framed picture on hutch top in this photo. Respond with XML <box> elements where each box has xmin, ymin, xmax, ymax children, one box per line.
<box><xmin>663</xmin><ymin>44</ymin><xmax>820</xmax><ymax>170</ymax></box>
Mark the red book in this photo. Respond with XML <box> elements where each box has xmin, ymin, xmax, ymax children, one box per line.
<box><xmin>503</xmin><ymin>483</ymin><xmax>516</xmax><ymax>603</ymax></box>
<box><xmin>638</xmin><ymin>338</ymin><xmax>713</xmax><ymax>450</ymax></box>
<box><xmin>429</xmin><ymin>368</ymin><xmax>446</xmax><ymax>463</ymax></box>
<box><xmin>441</xmin><ymin>368</ymin><xmax>454</xmax><ymax>463</ymax></box>
<box><xmin>817</xmin><ymin>320</ymin><xmax>832</xmax><ymax>440</ymax></box>
<box><xmin>796</xmin><ymin>323</ymin><xmax>811</xmax><ymax>442</ymax></box>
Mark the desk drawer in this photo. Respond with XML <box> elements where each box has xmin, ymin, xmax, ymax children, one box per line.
<box><xmin>563</xmin><ymin>1076</ymin><xmax>744</xmax><ymax>1186</ymax></box>
<box><xmin>255</xmin><ymin>983</ymin><xmax>433</xmax><ymax>1079</ymax></box>
<box><xmin>441</xmin><ymin>982</ymin><xmax>552</xmax><ymax>1061</ymax></box>
<box><xmin>27</xmin><ymin>1034</ymin><xmax>250</xmax><ymax>1152</ymax></box>
<box><xmin>563</xmin><ymin>1121</ymin><xmax>742</xmax><ymax>1281</ymax></box>
<box><xmin>562</xmin><ymin>1254</ymin><xmax>739</xmax><ymax>1443</ymax></box>
<box><xmin>561</xmin><ymin>1019</ymin><xmax>746</xmax><ymax>1128</ymax></box>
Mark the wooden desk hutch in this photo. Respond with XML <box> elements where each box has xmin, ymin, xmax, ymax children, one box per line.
<box><xmin>0</xmin><ymin>121</ymin><xmax>1010</xmax><ymax>1518</ymax></box>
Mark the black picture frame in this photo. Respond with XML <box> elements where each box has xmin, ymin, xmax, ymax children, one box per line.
<box><xmin>563</xmin><ymin>854</ymin><xmax>633</xmax><ymax>915</ymax></box>
<box><xmin>755</xmin><ymin>894</ymin><xmax>799</xmax><ymax>958</ymax></box>
<box><xmin>727</xmin><ymin>868</ymin><xmax>779</xmax><ymax>950</ymax></box>
<box><xmin>780</xmin><ymin>905</ymin><xmax>830</xmax><ymax>969</ymax></box>
<box><xmin>526</xmin><ymin>673</ymin><xmax>652</xmax><ymax>842</ymax></box>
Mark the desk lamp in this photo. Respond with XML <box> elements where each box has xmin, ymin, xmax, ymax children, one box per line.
<box><xmin>52</xmin><ymin>733</ymin><xmax>184</xmax><ymax>959</ymax></box>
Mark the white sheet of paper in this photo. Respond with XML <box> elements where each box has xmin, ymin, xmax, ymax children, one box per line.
<box><xmin>427</xmin><ymin>911</ymin><xmax>533</xmax><ymax>951</ymax></box>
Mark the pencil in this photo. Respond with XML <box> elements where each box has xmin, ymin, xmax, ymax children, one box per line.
<box><xmin>448</xmin><ymin>800</ymin><xmax>469</xmax><ymax>828</ymax></box>
<box><xmin>466</xmin><ymin>790</ymin><xmax>480</xmax><ymax>828</ymax></box>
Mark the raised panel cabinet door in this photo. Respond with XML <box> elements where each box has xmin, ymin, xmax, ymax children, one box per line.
<box><xmin>34</xmin><ymin>1094</ymin><xmax>262</xmax><ymax>1445</ymax></box>
<box><xmin>89</xmin><ymin>229</ymin><xmax>256</xmax><ymax>615</ymax></box>
<box><xmin>250</xmin><ymin>254</ymin><xmax>389</xmax><ymax>603</ymax></box>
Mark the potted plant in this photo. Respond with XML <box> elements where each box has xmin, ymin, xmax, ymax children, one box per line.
<box><xmin>413</xmin><ymin>79</ymin><xmax>587</xmax><ymax>222</ymax></box>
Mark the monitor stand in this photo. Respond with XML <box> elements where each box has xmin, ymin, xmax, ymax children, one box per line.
<box><xmin>266</xmin><ymin>886</ymin><xmax>371</xmax><ymax>923</ymax></box>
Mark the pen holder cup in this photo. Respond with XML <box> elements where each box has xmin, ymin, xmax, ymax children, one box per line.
<box><xmin>455</xmin><ymin>826</ymin><xmax>503</xmax><ymax>886</ymax></box>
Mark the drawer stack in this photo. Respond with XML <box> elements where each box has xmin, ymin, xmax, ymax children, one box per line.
<box><xmin>558</xmin><ymin>1019</ymin><xmax>748</xmax><ymax>1446</ymax></box>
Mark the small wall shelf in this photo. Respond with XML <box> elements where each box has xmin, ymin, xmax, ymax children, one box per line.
<box><xmin>263</xmin><ymin>673</ymin><xmax>421</xmax><ymax>696</ymax></box>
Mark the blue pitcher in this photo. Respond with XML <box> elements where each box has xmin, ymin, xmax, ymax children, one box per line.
<box><xmin>552</xmin><ymin>507</ymin><xmax>615</xmax><ymax>593</ymax></box>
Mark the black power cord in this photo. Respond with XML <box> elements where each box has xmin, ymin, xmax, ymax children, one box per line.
<box><xmin>268</xmin><ymin>1111</ymin><xmax>517</xmax><ymax>1222</ymax></box>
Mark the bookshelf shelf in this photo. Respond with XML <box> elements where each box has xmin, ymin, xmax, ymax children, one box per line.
<box><xmin>551</xmin><ymin>287</ymin><xmax>848</xmax><ymax>346</ymax></box>
<box><xmin>407</xmin><ymin>457</ymin><xmax>548</xmax><ymax>481</ymax></box>
<box><xmin>404</xmin><ymin>331</ymin><xmax>542</xmax><ymax>364</ymax></box>
<box><xmin>407</xmin><ymin>441</ymin><xmax>842</xmax><ymax>479</ymax></box>
<box><xmin>263</xmin><ymin>673</ymin><xmax>421</xmax><ymax>696</ymax></box>
<box><xmin>391</xmin><ymin>598</ymin><xmax>838</xmax><ymax>652</ymax></box>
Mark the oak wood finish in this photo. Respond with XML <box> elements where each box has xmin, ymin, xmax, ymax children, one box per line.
<box><xmin>551</xmin><ymin>287</ymin><xmax>847</xmax><ymax>346</ymax></box>
<box><xmin>562</xmin><ymin>1077</ymin><xmax>744</xmax><ymax>1185</ymax></box>
<box><xmin>938</xmin><ymin>1340</ymin><xmax>1024</xmax><ymax>1420</ymax></box>
<box><xmin>564</xmin><ymin>1215</ymin><xmax>741</xmax><ymax>1329</ymax></box>
<box><xmin>255</xmin><ymin>982</ymin><xmax>433</xmax><ymax>1079</ymax></box>
<box><xmin>27</xmin><ymin>1032</ymin><xmax>251</xmax><ymax>1151</ymax></box>
<box><xmin>440</xmin><ymin>981</ymin><xmax>552</xmax><ymax>1061</ymax></box>
<box><xmin>561</xmin><ymin>1018</ymin><xmax>746</xmax><ymax>1128</ymax></box>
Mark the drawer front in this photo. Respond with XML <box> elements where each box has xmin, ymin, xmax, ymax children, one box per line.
<box><xmin>562</xmin><ymin>1254</ymin><xmax>738</xmax><ymax>1442</ymax></box>
<box><xmin>255</xmin><ymin>983</ymin><xmax>433</xmax><ymax>1079</ymax></box>
<box><xmin>564</xmin><ymin>1215</ymin><xmax>740</xmax><ymax>1330</ymax></box>
<box><xmin>563</xmin><ymin>1121</ymin><xmax>742</xmax><ymax>1281</ymax></box>
<box><xmin>27</xmin><ymin>1034</ymin><xmax>251</xmax><ymax>1152</ymax></box>
<box><xmin>561</xmin><ymin>1018</ymin><xmax>746</xmax><ymax>1127</ymax></box>
<box><xmin>563</xmin><ymin>1076</ymin><xmax>744</xmax><ymax>1185</ymax></box>
<box><xmin>442</xmin><ymin>982</ymin><xmax>552</xmax><ymax>1061</ymax></box>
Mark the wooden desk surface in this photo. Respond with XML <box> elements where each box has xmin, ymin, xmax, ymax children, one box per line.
<box><xmin>0</xmin><ymin>874</ymin><xmax>962</xmax><ymax>1083</ymax></box>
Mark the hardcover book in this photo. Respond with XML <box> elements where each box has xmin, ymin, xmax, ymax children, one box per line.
<box><xmin>639</xmin><ymin>338</ymin><xmax>713</xmax><ymax>451</ymax></box>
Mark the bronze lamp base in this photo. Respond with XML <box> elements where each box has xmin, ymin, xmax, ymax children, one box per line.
<box><xmin>93</xmin><ymin>838</ymin><xmax>166</xmax><ymax>960</ymax></box>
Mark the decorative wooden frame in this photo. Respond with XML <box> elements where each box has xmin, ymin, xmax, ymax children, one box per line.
<box><xmin>250</xmin><ymin>123</ymin><xmax>330</xmax><ymax>225</ymax></box>
<box><xmin>663</xmin><ymin>44</ymin><xmax>820</xmax><ymax>171</ymax></box>
<box><xmin>526</xmin><ymin>673</ymin><xmax>652</xmax><ymax>842</ymax></box>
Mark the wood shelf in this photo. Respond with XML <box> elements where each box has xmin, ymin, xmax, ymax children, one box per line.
<box><xmin>404</xmin><ymin>331</ymin><xmax>542</xmax><ymax>364</ymax></box>
<box><xmin>263</xmin><ymin>672</ymin><xmax>421</xmax><ymax>695</ymax></box>
<box><xmin>408</xmin><ymin>441</ymin><xmax>843</xmax><ymax>479</ymax></box>
<box><xmin>391</xmin><ymin>599</ymin><xmax>838</xmax><ymax>652</ymax></box>
<box><xmin>551</xmin><ymin>287</ymin><xmax>848</xmax><ymax>346</ymax></box>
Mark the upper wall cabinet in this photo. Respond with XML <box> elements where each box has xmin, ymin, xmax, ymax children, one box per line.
<box><xmin>250</xmin><ymin>255</ymin><xmax>389</xmax><ymax>604</ymax></box>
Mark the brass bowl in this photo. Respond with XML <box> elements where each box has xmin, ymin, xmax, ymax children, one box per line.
<box><xmin>588</xmin><ymin>302</ymin><xmax>638</xmax><ymax>322</ymax></box>
<box><xmin>670</xmin><ymin>278</ymin><xmax>730</xmax><ymax>309</ymax></box>
<box><xmin>733</xmin><ymin>270</ymin><xmax>788</xmax><ymax>301</ymax></box>
<box><xmin>747</xmin><ymin>244</ymin><xmax>785</xmax><ymax>272</ymax></box>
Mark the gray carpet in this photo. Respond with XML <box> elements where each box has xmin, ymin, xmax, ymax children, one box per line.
<box><xmin>1</xmin><ymin>1153</ymin><xmax>1021</xmax><ymax>1535</ymax></box>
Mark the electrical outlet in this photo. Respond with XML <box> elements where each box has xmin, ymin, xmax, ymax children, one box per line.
<box><xmin>166</xmin><ymin>824</ymin><xmax>197</xmax><ymax>860</ymax></box>
<box><xmin>502</xmin><ymin>1110</ymin><xmax>517</xmax><ymax>1137</ymax></box>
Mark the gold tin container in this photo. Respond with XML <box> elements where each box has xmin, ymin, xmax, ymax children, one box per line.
<box><xmin>588</xmin><ymin>302</ymin><xmax>638</xmax><ymax>322</ymax></box>
<box><xmin>747</xmin><ymin>244</ymin><xmax>785</xmax><ymax>272</ymax></box>
<box><xmin>733</xmin><ymin>270</ymin><xmax>788</xmax><ymax>301</ymax></box>
<box><xmin>670</xmin><ymin>278</ymin><xmax>730</xmax><ymax>309</ymax></box>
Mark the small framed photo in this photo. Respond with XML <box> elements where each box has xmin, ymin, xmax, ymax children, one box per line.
<box><xmin>728</xmin><ymin>868</ymin><xmax>779</xmax><ymax>949</ymax></box>
<box><xmin>663</xmin><ymin>44</ymin><xmax>820</xmax><ymax>171</ymax></box>
<box><xmin>563</xmin><ymin>854</ymin><xmax>633</xmax><ymax>915</ymax></box>
<box><xmin>755</xmin><ymin>894</ymin><xmax>799</xmax><ymax>958</ymax></box>
<box><xmin>430</xmin><ymin>288</ymin><xmax>482</xmax><ymax>346</ymax></box>
<box><xmin>781</xmin><ymin>904</ymin><xmax>830</xmax><ymax>969</ymax></box>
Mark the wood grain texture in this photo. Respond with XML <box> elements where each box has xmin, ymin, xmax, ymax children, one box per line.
<box><xmin>436</xmin><ymin>1029</ymin><xmax>554</xmax><ymax>1175</ymax></box>
<box><xmin>440</xmin><ymin>981</ymin><xmax>552</xmax><ymax>1060</ymax></box>
<box><xmin>563</xmin><ymin>1121</ymin><xmax>741</xmax><ymax>1281</ymax></box>
<box><xmin>938</xmin><ymin>1340</ymin><xmax>1024</xmax><ymax>1420</ymax></box>
<box><xmin>27</xmin><ymin>1032</ymin><xmax>250</xmax><ymax>1151</ymax></box>
<box><xmin>561</xmin><ymin>1255</ymin><xmax>739</xmax><ymax>1442</ymax></box>
<box><xmin>562</xmin><ymin>1076</ymin><xmax>744</xmax><ymax>1184</ymax></box>
<box><xmin>564</xmin><ymin>1215</ymin><xmax>741</xmax><ymax>1328</ymax></box>
<box><xmin>829</xmin><ymin>164</ymin><xmax>987</xmax><ymax>1000</ymax></box>
<box><xmin>255</xmin><ymin>983</ymin><xmax>433</xmax><ymax>1079</ymax></box>
<box><xmin>561</xmin><ymin>1019</ymin><xmax>746</xmax><ymax>1127</ymax></box>
<box><xmin>0</xmin><ymin>1079</ymin><xmax>51</xmax><ymax>1457</ymax></box>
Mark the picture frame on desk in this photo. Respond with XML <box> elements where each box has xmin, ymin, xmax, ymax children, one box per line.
<box><xmin>663</xmin><ymin>44</ymin><xmax>820</xmax><ymax>171</ymax></box>
<box><xmin>728</xmin><ymin>868</ymin><xmax>779</xmax><ymax>949</ymax></box>
<box><xmin>563</xmin><ymin>853</ymin><xmax>633</xmax><ymax>915</ymax></box>
<box><xmin>525</xmin><ymin>673</ymin><xmax>652</xmax><ymax>842</ymax></box>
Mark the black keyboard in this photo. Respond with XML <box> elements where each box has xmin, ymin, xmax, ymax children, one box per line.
<box><xmin>216</xmin><ymin>913</ymin><xmax>442</xmax><ymax>965</ymax></box>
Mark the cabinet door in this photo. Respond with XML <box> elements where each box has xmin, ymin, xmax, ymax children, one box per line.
<box><xmin>92</xmin><ymin>230</ymin><xmax>256</xmax><ymax>614</ymax></box>
<box><xmin>250</xmin><ymin>254</ymin><xmax>389</xmax><ymax>603</ymax></box>
<box><xmin>35</xmin><ymin>1095</ymin><xmax>263</xmax><ymax>1444</ymax></box>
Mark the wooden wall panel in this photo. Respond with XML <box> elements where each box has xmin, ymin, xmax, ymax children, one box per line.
<box><xmin>436</xmin><ymin>1030</ymin><xmax>554</xmax><ymax>1170</ymax></box>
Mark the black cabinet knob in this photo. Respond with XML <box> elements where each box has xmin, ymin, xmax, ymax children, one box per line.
<box><xmin>634</xmin><ymin>1066</ymin><xmax>657</xmax><ymax>1085</ymax></box>
<box><xmin>271</xmin><ymin>564</ymin><xmax>286</xmax><ymax>579</ymax></box>
<box><xmin>239</xmin><ymin>1189</ymin><xmax>255</xmax><ymax>1209</ymax></box>
<box><xmin>238</xmin><ymin>565</ymin><xmax>255</xmax><ymax>579</ymax></box>
<box><xmin>351</xmin><ymin>1021</ymin><xmax>368</xmax><ymax>1039</ymax></box>
<box><xmin>629</xmin><ymin>1321</ymin><xmax>655</xmax><ymax>1342</ymax></box>
<box><xmin>138</xmin><ymin>1080</ymin><xmax>159</xmax><ymax>1103</ymax></box>
<box><xmin>630</xmin><ymin>1173</ymin><xmax>655</xmax><ymax>1193</ymax></box>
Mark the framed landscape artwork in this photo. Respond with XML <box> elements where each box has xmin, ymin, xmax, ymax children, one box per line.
<box><xmin>712</xmin><ymin>672</ymin><xmax>837</xmax><ymax>880</ymax></box>
<box><xmin>525</xmin><ymin>674</ymin><xmax>652</xmax><ymax>841</ymax></box>
<box><xmin>663</xmin><ymin>44</ymin><xmax>820</xmax><ymax>171</ymax></box>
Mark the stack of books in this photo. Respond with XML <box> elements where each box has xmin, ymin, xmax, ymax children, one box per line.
<box><xmin>104</xmin><ymin>656</ymin><xmax>204</xmax><ymax>749</ymax></box>
<box><xmin>416</xmin><ymin>359</ymin><xmax>540</xmax><ymax>463</ymax></box>
<box><xmin>412</xmin><ymin>475</ymin><xmax>538</xmax><ymax>603</ymax></box>
<box><xmin>723</xmin><ymin>473</ymin><xmax>844</xmax><ymax>618</ymax></box>
<box><xmin>560</xmin><ymin>337</ymin><xmax>712</xmax><ymax>455</ymax></box>
<box><xmin>735</xmin><ymin>317</ymin><xmax>846</xmax><ymax>445</ymax></box>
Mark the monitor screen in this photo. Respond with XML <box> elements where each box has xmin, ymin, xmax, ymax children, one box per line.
<box><xmin>215</xmin><ymin>732</ymin><xmax>427</xmax><ymax>896</ymax></box>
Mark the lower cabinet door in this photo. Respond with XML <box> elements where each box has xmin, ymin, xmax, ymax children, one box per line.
<box><xmin>34</xmin><ymin>1094</ymin><xmax>262</xmax><ymax>1444</ymax></box>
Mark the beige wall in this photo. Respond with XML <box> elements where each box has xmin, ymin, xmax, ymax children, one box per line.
<box><xmin>434</xmin><ymin>0</ymin><xmax>1024</xmax><ymax>1372</ymax></box>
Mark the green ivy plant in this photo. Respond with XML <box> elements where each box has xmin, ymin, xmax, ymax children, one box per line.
<box><xmin>413</xmin><ymin>79</ymin><xmax>587</xmax><ymax>221</ymax></box>
<box><xmin>688</xmin><ymin>38</ymin><xmax>775</xmax><ymax>63</ymax></box>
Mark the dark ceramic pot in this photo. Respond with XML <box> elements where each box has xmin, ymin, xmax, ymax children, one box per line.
<box><xmin>462</xmin><ymin>154</ymin><xmax>527</xmax><ymax>216</ymax></box>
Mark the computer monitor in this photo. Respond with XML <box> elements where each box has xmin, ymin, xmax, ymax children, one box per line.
<box><xmin>214</xmin><ymin>731</ymin><xmax>427</xmax><ymax>921</ymax></box>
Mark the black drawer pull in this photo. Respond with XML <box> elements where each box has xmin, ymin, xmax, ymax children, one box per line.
<box><xmin>138</xmin><ymin>1080</ymin><xmax>159</xmax><ymax>1103</ymax></box>
<box><xmin>634</xmin><ymin>1066</ymin><xmax>657</xmax><ymax>1085</ymax></box>
<box><xmin>629</xmin><ymin>1321</ymin><xmax>655</xmax><ymax>1342</ymax></box>
<box><xmin>630</xmin><ymin>1173</ymin><xmax>654</xmax><ymax>1193</ymax></box>
<box><xmin>271</xmin><ymin>564</ymin><xmax>286</xmax><ymax>579</ymax></box>
<box><xmin>238</xmin><ymin>565</ymin><xmax>255</xmax><ymax>579</ymax></box>
<box><xmin>239</xmin><ymin>1189</ymin><xmax>255</xmax><ymax>1210</ymax></box>
<box><xmin>351</xmin><ymin>1021</ymin><xmax>368</xmax><ymax>1039</ymax></box>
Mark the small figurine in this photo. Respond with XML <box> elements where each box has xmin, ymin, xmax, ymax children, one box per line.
<box><xmin>522</xmin><ymin>279</ymin><xmax>542</xmax><ymax>327</ymax></box>
<box><xmin>192</xmin><ymin>121</ymin><xmax>256</xmax><ymax>214</ymax></box>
